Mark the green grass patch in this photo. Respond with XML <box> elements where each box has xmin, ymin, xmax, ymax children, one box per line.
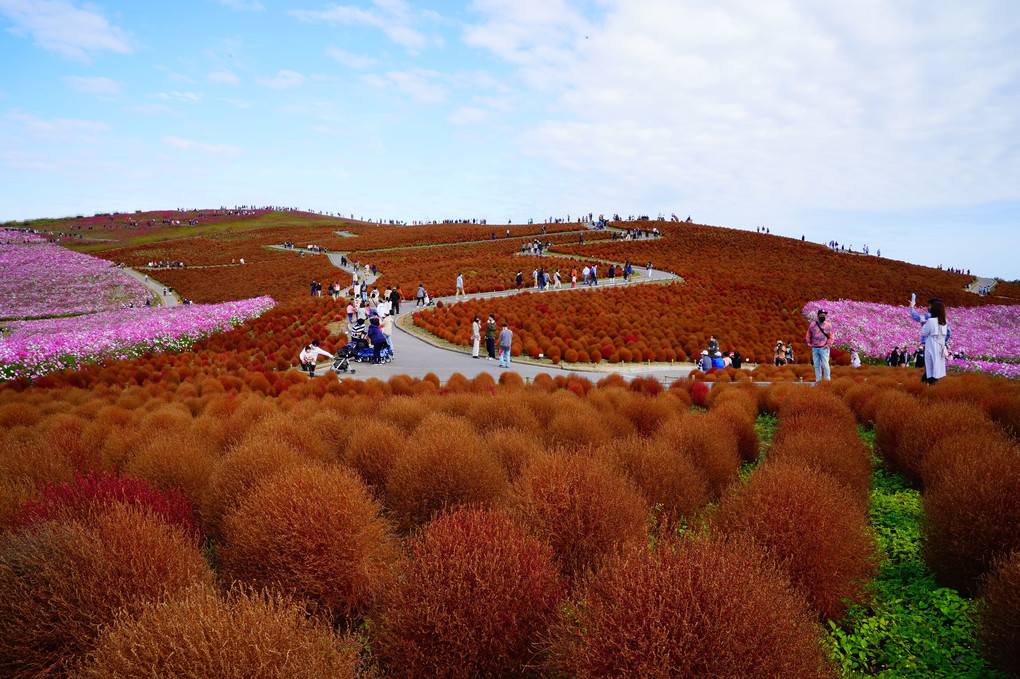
<box><xmin>825</xmin><ymin>430</ymin><xmax>1003</xmax><ymax>678</ymax></box>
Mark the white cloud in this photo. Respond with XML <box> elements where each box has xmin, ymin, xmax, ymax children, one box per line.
<box><xmin>62</xmin><ymin>75</ymin><xmax>122</xmax><ymax>95</ymax></box>
<box><xmin>208</xmin><ymin>68</ymin><xmax>240</xmax><ymax>85</ymax></box>
<box><xmin>324</xmin><ymin>45</ymin><xmax>376</xmax><ymax>69</ymax></box>
<box><xmin>163</xmin><ymin>136</ymin><xmax>243</xmax><ymax>155</ymax></box>
<box><xmin>212</xmin><ymin>0</ymin><xmax>264</xmax><ymax>11</ymax></box>
<box><xmin>291</xmin><ymin>0</ymin><xmax>434</xmax><ymax>51</ymax></box>
<box><xmin>362</xmin><ymin>69</ymin><xmax>447</xmax><ymax>103</ymax></box>
<box><xmin>449</xmin><ymin>106</ymin><xmax>489</xmax><ymax>126</ymax></box>
<box><xmin>2</xmin><ymin>110</ymin><xmax>110</xmax><ymax>142</ymax></box>
<box><xmin>256</xmin><ymin>70</ymin><xmax>306</xmax><ymax>89</ymax></box>
<box><xmin>153</xmin><ymin>91</ymin><xmax>201</xmax><ymax>103</ymax></box>
<box><xmin>0</xmin><ymin>0</ymin><xmax>132</xmax><ymax>61</ymax></box>
<box><xmin>128</xmin><ymin>103</ymin><xmax>178</xmax><ymax>115</ymax></box>
<box><xmin>465</xmin><ymin>0</ymin><xmax>1020</xmax><ymax>222</ymax></box>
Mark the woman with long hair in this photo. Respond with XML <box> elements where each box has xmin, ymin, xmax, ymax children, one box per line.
<box><xmin>921</xmin><ymin>298</ymin><xmax>949</xmax><ymax>384</ymax></box>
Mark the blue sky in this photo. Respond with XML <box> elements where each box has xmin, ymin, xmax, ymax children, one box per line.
<box><xmin>2</xmin><ymin>0</ymin><xmax>1019</xmax><ymax>280</ymax></box>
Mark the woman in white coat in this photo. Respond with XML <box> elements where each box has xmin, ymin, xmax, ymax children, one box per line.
<box><xmin>921</xmin><ymin>298</ymin><xmax>949</xmax><ymax>384</ymax></box>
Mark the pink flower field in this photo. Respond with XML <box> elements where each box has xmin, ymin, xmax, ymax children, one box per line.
<box><xmin>0</xmin><ymin>296</ymin><xmax>275</xmax><ymax>381</ymax></box>
<box><xmin>803</xmin><ymin>299</ymin><xmax>1020</xmax><ymax>379</ymax></box>
<box><xmin>1</xmin><ymin>229</ymin><xmax>152</xmax><ymax>320</ymax></box>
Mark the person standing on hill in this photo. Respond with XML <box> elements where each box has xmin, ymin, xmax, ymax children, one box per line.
<box><xmin>921</xmin><ymin>299</ymin><xmax>950</xmax><ymax>384</ymax></box>
<box><xmin>456</xmin><ymin>273</ymin><xmax>465</xmax><ymax>297</ymax></box>
<box><xmin>498</xmin><ymin>323</ymin><xmax>513</xmax><ymax>368</ymax></box>
<box><xmin>708</xmin><ymin>335</ymin><xmax>719</xmax><ymax>355</ymax></box>
<box><xmin>805</xmin><ymin>308</ymin><xmax>834</xmax><ymax>381</ymax></box>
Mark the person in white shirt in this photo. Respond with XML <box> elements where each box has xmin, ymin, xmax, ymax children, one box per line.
<box><xmin>298</xmin><ymin>340</ymin><xmax>333</xmax><ymax>377</ymax></box>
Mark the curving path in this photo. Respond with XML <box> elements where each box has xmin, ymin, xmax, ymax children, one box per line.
<box><xmin>292</xmin><ymin>235</ymin><xmax>694</xmax><ymax>383</ymax></box>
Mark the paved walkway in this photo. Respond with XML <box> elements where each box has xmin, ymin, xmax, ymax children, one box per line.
<box><xmin>966</xmin><ymin>276</ymin><xmax>997</xmax><ymax>295</ymax></box>
<box><xmin>297</xmin><ymin>236</ymin><xmax>691</xmax><ymax>383</ymax></box>
<box><xmin>123</xmin><ymin>267</ymin><xmax>181</xmax><ymax>306</ymax></box>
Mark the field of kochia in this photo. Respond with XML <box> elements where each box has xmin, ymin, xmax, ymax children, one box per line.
<box><xmin>1</xmin><ymin>209</ymin><xmax>1018</xmax><ymax>678</ymax></box>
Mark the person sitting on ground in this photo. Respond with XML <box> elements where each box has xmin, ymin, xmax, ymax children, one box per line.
<box><xmin>298</xmin><ymin>339</ymin><xmax>333</xmax><ymax>377</ymax></box>
<box><xmin>851</xmin><ymin>350</ymin><xmax>862</xmax><ymax>368</ymax></box>
<box><xmin>698</xmin><ymin>350</ymin><xmax>713</xmax><ymax>372</ymax></box>
<box><xmin>722</xmin><ymin>350</ymin><xmax>732</xmax><ymax>368</ymax></box>
<box><xmin>712</xmin><ymin>351</ymin><xmax>726</xmax><ymax>370</ymax></box>
<box><xmin>731</xmin><ymin>350</ymin><xmax>742</xmax><ymax>369</ymax></box>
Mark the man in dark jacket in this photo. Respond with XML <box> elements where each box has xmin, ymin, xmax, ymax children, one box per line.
<box><xmin>368</xmin><ymin>320</ymin><xmax>387</xmax><ymax>364</ymax></box>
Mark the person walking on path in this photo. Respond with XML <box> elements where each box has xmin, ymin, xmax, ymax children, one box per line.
<box><xmin>416</xmin><ymin>283</ymin><xmax>426</xmax><ymax>307</ymax></box>
<box><xmin>456</xmin><ymin>273</ymin><xmax>466</xmax><ymax>297</ymax></box>
<box><xmin>498</xmin><ymin>323</ymin><xmax>513</xmax><ymax>368</ymax></box>
<box><xmin>647</xmin><ymin>261</ymin><xmax>653</xmax><ymax>279</ymax></box>
<box><xmin>920</xmin><ymin>299</ymin><xmax>950</xmax><ymax>384</ymax></box>
<box><xmin>805</xmin><ymin>308</ymin><xmax>834</xmax><ymax>381</ymax></box>
<box><xmin>390</xmin><ymin>287</ymin><xmax>401</xmax><ymax>314</ymax></box>
<box><xmin>485</xmin><ymin>314</ymin><xmax>498</xmax><ymax>360</ymax></box>
<box><xmin>516</xmin><ymin>271</ymin><xmax>524</xmax><ymax>290</ymax></box>
<box><xmin>471</xmin><ymin>315</ymin><xmax>481</xmax><ymax>358</ymax></box>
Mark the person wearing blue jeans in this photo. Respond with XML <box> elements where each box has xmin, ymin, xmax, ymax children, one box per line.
<box><xmin>804</xmin><ymin>308</ymin><xmax>834</xmax><ymax>381</ymax></box>
<box><xmin>498</xmin><ymin>323</ymin><xmax>513</xmax><ymax>368</ymax></box>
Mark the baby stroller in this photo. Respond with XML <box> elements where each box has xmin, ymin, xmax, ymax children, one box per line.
<box><xmin>338</xmin><ymin>321</ymin><xmax>393</xmax><ymax>364</ymax></box>
<box><xmin>331</xmin><ymin>354</ymin><xmax>355</xmax><ymax>375</ymax></box>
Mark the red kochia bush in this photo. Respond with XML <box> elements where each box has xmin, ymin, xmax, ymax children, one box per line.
<box><xmin>550</xmin><ymin>536</ymin><xmax>834</xmax><ymax>678</ymax></box>
<box><xmin>0</xmin><ymin>505</ymin><xmax>212</xmax><ymax>678</ymax></box>
<box><xmin>896</xmin><ymin>401</ymin><xmax>992</xmax><ymax>486</ymax></box>
<box><xmin>15</xmin><ymin>472</ymin><xmax>202</xmax><ymax>544</ymax></box>
<box><xmin>219</xmin><ymin>465</ymin><xmax>398</xmax><ymax>621</ymax></box>
<box><xmin>873</xmin><ymin>390</ymin><xmax>920</xmax><ymax>469</ymax></box>
<box><xmin>768</xmin><ymin>424</ymin><xmax>873</xmax><ymax>508</ymax></box>
<box><xmin>654</xmin><ymin>414</ymin><xmax>740</xmax><ymax>499</ymax></box>
<box><xmin>374</xmin><ymin>507</ymin><xmax>565</xmax><ymax>679</ymax></box>
<box><xmin>977</xmin><ymin>549</ymin><xmax>1020</xmax><ymax>676</ymax></box>
<box><xmin>511</xmin><ymin>454</ymin><xmax>647</xmax><ymax>581</ymax></box>
<box><xmin>385</xmin><ymin>415</ymin><xmax>510</xmax><ymax>532</ymax></box>
<box><xmin>70</xmin><ymin>586</ymin><xmax>361</xmax><ymax>679</ymax></box>
<box><xmin>921</xmin><ymin>430</ymin><xmax>1020</xmax><ymax>594</ymax></box>
<box><xmin>712</xmin><ymin>460</ymin><xmax>880</xmax><ymax>621</ymax></box>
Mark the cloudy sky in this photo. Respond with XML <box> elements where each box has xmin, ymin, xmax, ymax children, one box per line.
<box><xmin>2</xmin><ymin>0</ymin><xmax>1019</xmax><ymax>279</ymax></box>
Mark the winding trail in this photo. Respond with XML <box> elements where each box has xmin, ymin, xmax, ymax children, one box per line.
<box><xmin>291</xmin><ymin>233</ymin><xmax>695</xmax><ymax>382</ymax></box>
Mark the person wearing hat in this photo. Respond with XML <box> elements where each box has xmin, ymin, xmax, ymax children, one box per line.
<box><xmin>698</xmin><ymin>349</ymin><xmax>713</xmax><ymax>372</ymax></box>
<box><xmin>805</xmin><ymin>308</ymin><xmax>834</xmax><ymax>381</ymax></box>
<box><xmin>712</xmin><ymin>351</ymin><xmax>726</xmax><ymax>370</ymax></box>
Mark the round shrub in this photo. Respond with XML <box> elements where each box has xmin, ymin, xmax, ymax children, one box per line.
<box><xmin>70</xmin><ymin>586</ymin><xmax>361</xmax><ymax>679</ymax></box>
<box><xmin>550</xmin><ymin>536</ymin><xmax>834</xmax><ymax>678</ymax></box>
<box><xmin>484</xmin><ymin>428</ymin><xmax>546</xmax><ymax>481</ymax></box>
<box><xmin>124</xmin><ymin>430</ymin><xmax>216</xmax><ymax>517</ymax></box>
<box><xmin>897</xmin><ymin>401</ymin><xmax>991</xmax><ymax>486</ymax></box>
<box><xmin>375</xmin><ymin>507</ymin><xmax>564</xmax><ymax>679</ymax></box>
<box><xmin>606</xmin><ymin>439</ymin><xmax>710</xmax><ymax>525</ymax></box>
<box><xmin>202</xmin><ymin>434</ymin><xmax>307</xmax><ymax>539</ymax></box>
<box><xmin>343</xmin><ymin>418</ymin><xmax>408</xmax><ymax>492</ymax></box>
<box><xmin>15</xmin><ymin>472</ymin><xmax>202</xmax><ymax>544</ymax></box>
<box><xmin>921</xmin><ymin>430</ymin><xmax>1020</xmax><ymax>594</ymax></box>
<box><xmin>219</xmin><ymin>465</ymin><xmax>398</xmax><ymax>620</ymax></box>
<box><xmin>712</xmin><ymin>460</ymin><xmax>880</xmax><ymax>621</ymax></box>
<box><xmin>655</xmin><ymin>414</ymin><xmax>740</xmax><ymax>499</ymax></box>
<box><xmin>977</xmin><ymin>549</ymin><xmax>1020</xmax><ymax>676</ymax></box>
<box><xmin>873</xmin><ymin>390</ymin><xmax>920</xmax><ymax>470</ymax></box>
<box><xmin>511</xmin><ymin>453</ymin><xmax>647</xmax><ymax>581</ymax></box>
<box><xmin>707</xmin><ymin>402</ymin><xmax>760</xmax><ymax>463</ymax></box>
<box><xmin>386</xmin><ymin>414</ymin><xmax>509</xmax><ymax>532</ymax></box>
<box><xmin>768</xmin><ymin>424</ymin><xmax>873</xmax><ymax>507</ymax></box>
<box><xmin>0</xmin><ymin>505</ymin><xmax>212</xmax><ymax>677</ymax></box>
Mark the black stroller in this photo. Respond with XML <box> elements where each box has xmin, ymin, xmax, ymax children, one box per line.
<box><xmin>336</xmin><ymin>321</ymin><xmax>393</xmax><ymax>365</ymax></box>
